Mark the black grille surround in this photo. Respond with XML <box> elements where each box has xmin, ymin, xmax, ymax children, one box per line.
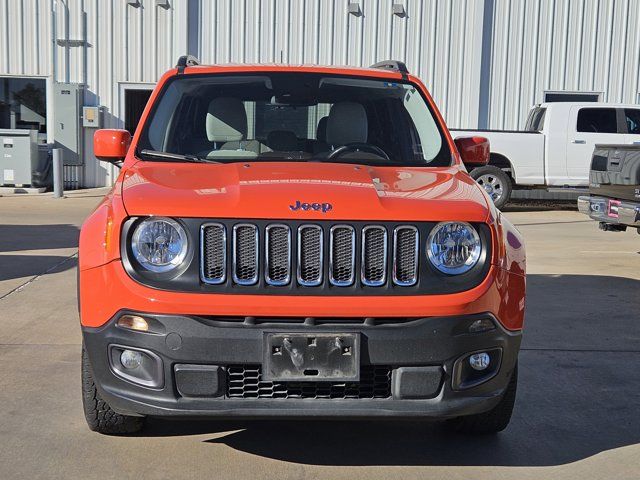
<box><xmin>120</xmin><ymin>218</ymin><xmax>492</xmax><ymax>296</ymax></box>
<box><xmin>227</xmin><ymin>365</ymin><xmax>392</xmax><ymax>399</ymax></box>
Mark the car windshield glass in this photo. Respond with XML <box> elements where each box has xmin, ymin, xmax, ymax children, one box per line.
<box><xmin>137</xmin><ymin>73</ymin><xmax>451</xmax><ymax>167</ymax></box>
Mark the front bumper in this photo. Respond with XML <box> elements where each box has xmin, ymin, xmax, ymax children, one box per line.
<box><xmin>82</xmin><ymin>312</ymin><xmax>521</xmax><ymax>419</ymax></box>
<box><xmin>578</xmin><ymin>195</ymin><xmax>640</xmax><ymax>228</ymax></box>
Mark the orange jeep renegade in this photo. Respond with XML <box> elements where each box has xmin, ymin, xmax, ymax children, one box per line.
<box><xmin>80</xmin><ymin>57</ymin><xmax>525</xmax><ymax>434</ymax></box>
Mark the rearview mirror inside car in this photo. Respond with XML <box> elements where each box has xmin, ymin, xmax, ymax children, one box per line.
<box><xmin>94</xmin><ymin>129</ymin><xmax>132</xmax><ymax>166</ymax></box>
<box><xmin>455</xmin><ymin>136</ymin><xmax>490</xmax><ymax>167</ymax></box>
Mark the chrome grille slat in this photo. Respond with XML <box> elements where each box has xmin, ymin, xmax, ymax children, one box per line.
<box><xmin>393</xmin><ymin>226</ymin><xmax>419</xmax><ymax>286</ymax></box>
<box><xmin>265</xmin><ymin>224</ymin><xmax>291</xmax><ymax>285</ymax></box>
<box><xmin>362</xmin><ymin>226</ymin><xmax>387</xmax><ymax>286</ymax></box>
<box><xmin>200</xmin><ymin>223</ymin><xmax>227</xmax><ymax>284</ymax></box>
<box><xmin>233</xmin><ymin>224</ymin><xmax>259</xmax><ymax>285</ymax></box>
<box><xmin>297</xmin><ymin>225</ymin><xmax>323</xmax><ymax>286</ymax></box>
<box><xmin>329</xmin><ymin>225</ymin><xmax>355</xmax><ymax>286</ymax></box>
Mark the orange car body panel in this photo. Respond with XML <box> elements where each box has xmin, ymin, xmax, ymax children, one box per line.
<box><xmin>79</xmin><ymin>64</ymin><xmax>526</xmax><ymax>332</ymax></box>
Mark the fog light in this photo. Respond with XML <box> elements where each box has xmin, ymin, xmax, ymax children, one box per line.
<box><xmin>120</xmin><ymin>349</ymin><xmax>143</xmax><ymax>369</ymax></box>
<box><xmin>469</xmin><ymin>352</ymin><xmax>491</xmax><ymax>371</ymax></box>
<box><xmin>117</xmin><ymin>315</ymin><xmax>149</xmax><ymax>332</ymax></box>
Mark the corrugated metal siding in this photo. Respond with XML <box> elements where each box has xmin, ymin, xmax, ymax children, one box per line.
<box><xmin>198</xmin><ymin>0</ymin><xmax>485</xmax><ymax>129</ymax></box>
<box><xmin>489</xmin><ymin>0</ymin><xmax>640</xmax><ymax>129</ymax></box>
<box><xmin>0</xmin><ymin>0</ymin><xmax>188</xmax><ymax>187</ymax></box>
<box><xmin>1</xmin><ymin>0</ymin><xmax>639</xmax><ymax>186</ymax></box>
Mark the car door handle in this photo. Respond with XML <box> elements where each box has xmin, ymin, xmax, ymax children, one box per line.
<box><xmin>572</xmin><ymin>139</ymin><xmax>586</xmax><ymax>144</ymax></box>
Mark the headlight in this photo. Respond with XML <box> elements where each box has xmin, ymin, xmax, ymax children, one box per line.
<box><xmin>427</xmin><ymin>222</ymin><xmax>481</xmax><ymax>275</ymax></box>
<box><xmin>131</xmin><ymin>217</ymin><xmax>188</xmax><ymax>272</ymax></box>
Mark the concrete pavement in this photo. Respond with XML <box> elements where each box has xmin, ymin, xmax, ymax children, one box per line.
<box><xmin>0</xmin><ymin>192</ymin><xmax>638</xmax><ymax>479</ymax></box>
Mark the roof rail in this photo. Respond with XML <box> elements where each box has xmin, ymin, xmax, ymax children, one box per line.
<box><xmin>176</xmin><ymin>55</ymin><xmax>200</xmax><ymax>73</ymax></box>
<box><xmin>370</xmin><ymin>60</ymin><xmax>409</xmax><ymax>75</ymax></box>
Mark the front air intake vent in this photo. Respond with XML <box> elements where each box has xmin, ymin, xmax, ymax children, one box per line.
<box><xmin>393</xmin><ymin>226</ymin><xmax>418</xmax><ymax>286</ymax></box>
<box><xmin>362</xmin><ymin>226</ymin><xmax>387</xmax><ymax>286</ymax></box>
<box><xmin>201</xmin><ymin>223</ymin><xmax>226</xmax><ymax>284</ymax></box>
<box><xmin>297</xmin><ymin>225</ymin><xmax>323</xmax><ymax>286</ymax></box>
<box><xmin>265</xmin><ymin>224</ymin><xmax>291</xmax><ymax>286</ymax></box>
<box><xmin>329</xmin><ymin>225</ymin><xmax>355</xmax><ymax>286</ymax></box>
<box><xmin>233</xmin><ymin>224</ymin><xmax>259</xmax><ymax>285</ymax></box>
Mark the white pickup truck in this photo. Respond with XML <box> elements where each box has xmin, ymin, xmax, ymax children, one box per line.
<box><xmin>453</xmin><ymin>102</ymin><xmax>640</xmax><ymax>208</ymax></box>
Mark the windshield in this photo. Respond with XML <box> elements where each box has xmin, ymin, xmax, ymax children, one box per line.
<box><xmin>138</xmin><ymin>73</ymin><xmax>451</xmax><ymax>167</ymax></box>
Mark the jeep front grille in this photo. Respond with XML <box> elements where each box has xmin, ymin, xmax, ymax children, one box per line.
<box><xmin>201</xmin><ymin>222</ymin><xmax>421</xmax><ymax>288</ymax></box>
<box><xmin>226</xmin><ymin>365</ymin><xmax>392</xmax><ymax>399</ymax></box>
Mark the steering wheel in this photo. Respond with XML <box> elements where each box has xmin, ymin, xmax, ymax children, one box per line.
<box><xmin>328</xmin><ymin>143</ymin><xmax>390</xmax><ymax>161</ymax></box>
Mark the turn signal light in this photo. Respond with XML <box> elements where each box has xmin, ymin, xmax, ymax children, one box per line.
<box><xmin>116</xmin><ymin>315</ymin><xmax>149</xmax><ymax>332</ymax></box>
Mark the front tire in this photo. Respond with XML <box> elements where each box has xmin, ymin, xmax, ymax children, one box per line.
<box><xmin>471</xmin><ymin>165</ymin><xmax>512</xmax><ymax>209</ymax></box>
<box><xmin>447</xmin><ymin>364</ymin><xmax>518</xmax><ymax>434</ymax></box>
<box><xmin>81</xmin><ymin>346</ymin><xmax>144</xmax><ymax>434</ymax></box>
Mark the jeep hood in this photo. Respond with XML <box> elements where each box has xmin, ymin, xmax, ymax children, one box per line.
<box><xmin>120</xmin><ymin>161</ymin><xmax>491</xmax><ymax>222</ymax></box>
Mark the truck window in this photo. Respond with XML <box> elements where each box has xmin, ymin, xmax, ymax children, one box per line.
<box><xmin>624</xmin><ymin>109</ymin><xmax>640</xmax><ymax>134</ymax></box>
<box><xmin>525</xmin><ymin>107</ymin><xmax>546</xmax><ymax>132</ymax></box>
<box><xmin>576</xmin><ymin>108</ymin><xmax>618</xmax><ymax>133</ymax></box>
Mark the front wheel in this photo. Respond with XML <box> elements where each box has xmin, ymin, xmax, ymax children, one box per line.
<box><xmin>447</xmin><ymin>364</ymin><xmax>518</xmax><ymax>434</ymax></box>
<box><xmin>471</xmin><ymin>165</ymin><xmax>512</xmax><ymax>209</ymax></box>
<box><xmin>81</xmin><ymin>346</ymin><xmax>144</xmax><ymax>434</ymax></box>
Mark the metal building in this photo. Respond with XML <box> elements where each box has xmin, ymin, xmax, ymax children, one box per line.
<box><xmin>0</xmin><ymin>0</ymin><xmax>638</xmax><ymax>187</ymax></box>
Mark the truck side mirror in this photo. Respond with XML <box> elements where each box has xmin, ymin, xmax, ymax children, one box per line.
<box><xmin>94</xmin><ymin>129</ymin><xmax>131</xmax><ymax>166</ymax></box>
<box><xmin>455</xmin><ymin>136</ymin><xmax>490</xmax><ymax>167</ymax></box>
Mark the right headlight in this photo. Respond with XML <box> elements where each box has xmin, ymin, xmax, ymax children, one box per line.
<box><xmin>131</xmin><ymin>217</ymin><xmax>188</xmax><ymax>273</ymax></box>
<box><xmin>427</xmin><ymin>222</ymin><xmax>482</xmax><ymax>275</ymax></box>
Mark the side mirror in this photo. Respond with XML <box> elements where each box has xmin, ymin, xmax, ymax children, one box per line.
<box><xmin>454</xmin><ymin>136</ymin><xmax>490</xmax><ymax>167</ymax></box>
<box><xmin>94</xmin><ymin>129</ymin><xmax>131</xmax><ymax>166</ymax></box>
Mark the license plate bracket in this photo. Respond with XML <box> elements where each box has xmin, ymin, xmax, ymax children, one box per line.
<box><xmin>263</xmin><ymin>333</ymin><xmax>360</xmax><ymax>382</ymax></box>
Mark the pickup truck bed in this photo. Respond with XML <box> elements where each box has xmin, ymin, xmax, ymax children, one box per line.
<box><xmin>578</xmin><ymin>144</ymin><xmax>640</xmax><ymax>231</ymax></box>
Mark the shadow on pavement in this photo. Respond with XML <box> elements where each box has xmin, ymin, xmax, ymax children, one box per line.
<box><xmin>0</xmin><ymin>224</ymin><xmax>79</xmax><ymax>253</ymax></box>
<box><xmin>0</xmin><ymin>224</ymin><xmax>79</xmax><ymax>282</ymax></box>
<box><xmin>0</xmin><ymin>254</ymin><xmax>76</xmax><ymax>282</ymax></box>
<box><xmin>137</xmin><ymin>274</ymin><xmax>640</xmax><ymax>467</ymax></box>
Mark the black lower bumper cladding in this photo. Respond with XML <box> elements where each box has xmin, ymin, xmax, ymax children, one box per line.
<box><xmin>82</xmin><ymin>312</ymin><xmax>521</xmax><ymax>419</ymax></box>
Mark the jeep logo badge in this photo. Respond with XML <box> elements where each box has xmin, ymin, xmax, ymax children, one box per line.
<box><xmin>289</xmin><ymin>200</ymin><xmax>333</xmax><ymax>213</ymax></box>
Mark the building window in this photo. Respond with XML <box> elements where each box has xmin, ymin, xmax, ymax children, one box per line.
<box><xmin>0</xmin><ymin>77</ymin><xmax>47</xmax><ymax>134</ymax></box>
<box><xmin>544</xmin><ymin>91</ymin><xmax>601</xmax><ymax>103</ymax></box>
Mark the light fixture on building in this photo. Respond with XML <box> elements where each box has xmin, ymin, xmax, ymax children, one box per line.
<box><xmin>348</xmin><ymin>2</ymin><xmax>362</xmax><ymax>17</ymax></box>
<box><xmin>127</xmin><ymin>0</ymin><xmax>140</xmax><ymax>7</ymax></box>
<box><xmin>156</xmin><ymin>0</ymin><xmax>170</xmax><ymax>8</ymax></box>
<box><xmin>392</xmin><ymin>4</ymin><xmax>407</xmax><ymax>18</ymax></box>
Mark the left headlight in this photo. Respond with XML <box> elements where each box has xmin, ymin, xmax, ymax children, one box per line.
<box><xmin>427</xmin><ymin>222</ymin><xmax>482</xmax><ymax>275</ymax></box>
<box><xmin>131</xmin><ymin>217</ymin><xmax>188</xmax><ymax>273</ymax></box>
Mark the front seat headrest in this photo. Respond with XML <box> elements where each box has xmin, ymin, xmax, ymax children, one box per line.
<box><xmin>325</xmin><ymin>102</ymin><xmax>368</xmax><ymax>146</ymax></box>
<box><xmin>206</xmin><ymin>97</ymin><xmax>247</xmax><ymax>142</ymax></box>
<box><xmin>316</xmin><ymin>116</ymin><xmax>328</xmax><ymax>143</ymax></box>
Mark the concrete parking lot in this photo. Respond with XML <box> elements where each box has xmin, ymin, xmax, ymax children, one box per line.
<box><xmin>0</xmin><ymin>191</ymin><xmax>638</xmax><ymax>480</ymax></box>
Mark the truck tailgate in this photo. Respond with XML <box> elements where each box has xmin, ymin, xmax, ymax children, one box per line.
<box><xmin>590</xmin><ymin>145</ymin><xmax>640</xmax><ymax>202</ymax></box>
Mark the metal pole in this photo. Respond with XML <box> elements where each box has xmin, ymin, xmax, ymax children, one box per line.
<box><xmin>53</xmin><ymin>148</ymin><xmax>64</xmax><ymax>198</ymax></box>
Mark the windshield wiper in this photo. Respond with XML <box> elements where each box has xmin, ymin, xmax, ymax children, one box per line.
<box><xmin>138</xmin><ymin>149</ymin><xmax>218</xmax><ymax>164</ymax></box>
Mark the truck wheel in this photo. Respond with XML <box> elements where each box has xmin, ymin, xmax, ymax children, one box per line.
<box><xmin>471</xmin><ymin>166</ymin><xmax>512</xmax><ymax>209</ymax></box>
<box><xmin>447</xmin><ymin>364</ymin><xmax>518</xmax><ymax>435</ymax></box>
<box><xmin>81</xmin><ymin>346</ymin><xmax>144</xmax><ymax>434</ymax></box>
